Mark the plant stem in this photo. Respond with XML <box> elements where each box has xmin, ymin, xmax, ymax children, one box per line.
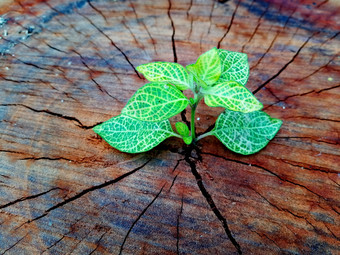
<box><xmin>171</xmin><ymin>132</ymin><xmax>183</xmax><ymax>139</ymax></box>
<box><xmin>196</xmin><ymin>130</ymin><xmax>214</xmax><ymax>141</ymax></box>
<box><xmin>190</xmin><ymin>92</ymin><xmax>203</xmax><ymax>143</ymax></box>
<box><xmin>191</xmin><ymin>103</ymin><xmax>197</xmax><ymax>141</ymax></box>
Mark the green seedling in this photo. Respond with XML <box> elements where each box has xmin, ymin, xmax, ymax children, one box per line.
<box><xmin>93</xmin><ymin>47</ymin><xmax>282</xmax><ymax>155</ymax></box>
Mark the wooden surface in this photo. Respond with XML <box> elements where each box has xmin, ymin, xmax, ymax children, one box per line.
<box><xmin>0</xmin><ymin>0</ymin><xmax>339</xmax><ymax>254</ymax></box>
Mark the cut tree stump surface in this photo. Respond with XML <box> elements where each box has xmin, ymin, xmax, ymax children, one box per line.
<box><xmin>0</xmin><ymin>0</ymin><xmax>339</xmax><ymax>254</ymax></box>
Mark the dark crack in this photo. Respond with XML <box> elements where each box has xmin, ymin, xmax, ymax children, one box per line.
<box><xmin>122</xmin><ymin>19</ymin><xmax>144</xmax><ymax>51</ymax></box>
<box><xmin>264</xmin><ymin>87</ymin><xmax>281</xmax><ymax>102</ymax></box>
<box><xmin>72</xmin><ymin>49</ymin><xmax>118</xmax><ymax>100</ymax></box>
<box><xmin>68</xmin><ymin>224</ymin><xmax>98</xmax><ymax>254</ymax></box>
<box><xmin>250</xmin><ymin>5</ymin><xmax>298</xmax><ymax>70</ymax></box>
<box><xmin>0</xmin><ymin>188</ymin><xmax>60</xmax><ymax>209</ymax></box>
<box><xmin>168</xmin><ymin>158</ymin><xmax>185</xmax><ymax>191</ymax></box>
<box><xmin>46</xmin><ymin>159</ymin><xmax>151</xmax><ymax>212</ymax></box>
<box><xmin>168</xmin><ymin>174</ymin><xmax>179</xmax><ymax>192</ymax></box>
<box><xmin>185</xmin><ymin>148</ymin><xmax>242</xmax><ymax>254</ymax></box>
<box><xmin>1</xmin><ymin>77</ymin><xmax>32</xmax><ymax>84</ymax></box>
<box><xmin>202</xmin><ymin>152</ymin><xmax>329</xmax><ymax>204</ymax></box>
<box><xmin>45</xmin><ymin>42</ymin><xmax>68</xmax><ymax>54</ymax></box>
<box><xmin>19</xmin><ymin>156</ymin><xmax>72</xmax><ymax>162</ymax></box>
<box><xmin>1</xmin><ymin>233</ymin><xmax>29</xmax><ymax>255</ymax></box>
<box><xmin>167</xmin><ymin>0</ymin><xmax>177</xmax><ymax>63</ymax></box>
<box><xmin>119</xmin><ymin>185</ymin><xmax>165</xmax><ymax>255</ymax></box>
<box><xmin>186</xmin><ymin>0</ymin><xmax>194</xmax><ymax>39</ymax></box>
<box><xmin>77</xmin><ymin>11</ymin><xmax>141</xmax><ymax>78</ymax></box>
<box><xmin>1</xmin><ymin>36</ymin><xmax>40</xmax><ymax>53</ymax></box>
<box><xmin>15</xmin><ymin>58</ymin><xmax>53</xmax><ymax>72</ymax></box>
<box><xmin>0</xmin><ymin>149</ymin><xmax>25</xmax><ymax>155</ymax></box>
<box><xmin>207</xmin><ymin>1</ymin><xmax>215</xmax><ymax>35</ymax></box>
<box><xmin>310</xmin><ymin>31</ymin><xmax>339</xmax><ymax>63</ymax></box>
<box><xmin>247</xmin><ymin>186</ymin><xmax>281</xmax><ymax>211</ymax></box>
<box><xmin>39</xmin><ymin>78</ymin><xmax>80</xmax><ymax>103</ymax></box>
<box><xmin>217</xmin><ymin>0</ymin><xmax>241</xmax><ymax>49</ymax></box>
<box><xmin>241</xmin><ymin>3</ymin><xmax>269</xmax><ymax>52</ymax></box>
<box><xmin>40</xmin><ymin>216</ymin><xmax>84</xmax><ymax>254</ymax></box>
<box><xmin>250</xmin><ymin>230</ymin><xmax>282</xmax><ymax>252</ymax></box>
<box><xmin>248</xmin><ymin>186</ymin><xmax>321</xmax><ymax>234</ymax></box>
<box><xmin>180</xmin><ymin>109</ymin><xmax>190</xmax><ymax>127</ymax></box>
<box><xmin>41</xmin><ymin>235</ymin><xmax>65</xmax><ymax>254</ymax></box>
<box><xmin>279</xmin><ymin>159</ymin><xmax>339</xmax><ymax>175</ymax></box>
<box><xmin>317</xmin><ymin>83</ymin><xmax>340</xmax><ymax>94</ymax></box>
<box><xmin>86</xmin><ymin>0</ymin><xmax>108</xmax><ymax>23</ymax></box>
<box><xmin>93</xmin><ymin>48</ymin><xmax>123</xmax><ymax>86</ymax></box>
<box><xmin>129</xmin><ymin>0</ymin><xmax>157</xmax><ymax>55</ymax></box>
<box><xmin>323</xmin><ymin>223</ymin><xmax>339</xmax><ymax>241</ymax></box>
<box><xmin>188</xmin><ymin>18</ymin><xmax>194</xmax><ymax>40</ymax></box>
<box><xmin>274</xmin><ymin>135</ymin><xmax>338</xmax><ymax>146</ymax></box>
<box><xmin>252</xmin><ymin>32</ymin><xmax>316</xmax><ymax>94</ymax></box>
<box><xmin>316</xmin><ymin>0</ymin><xmax>329</xmax><ymax>8</ymax></box>
<box><xmin>297</xmin><ymin>55</ymin><xmax>336</xmax><ymax>82</ymax></box>
<box><xmin>172</xmin><ymin>158</ymin><xmax>185</xmax><ymax>173</ymax></box>
<box><xmin>0</xmin><ymin>103</ymin><xmax>102</xmax><ymax>129</ymax></box>
<box><xmin>40</xmin><ymin>204</ymin><xmax>110</xmax><ymax>254</ymax></box>
<box><xmin>17</xmin><ymin>159</ymin><xmax>152</xmax><ymax>228</ymax></box>
<box><xmin>263</xmin><ymin>83</ymin><xmax>340</xmax><ymax>110</ymax></box>
<box><xmin>331</xmin><ymin>207</ymin><xmax>340</xmax><ymax>216</ymax></box>
<box><xmin>250</xmin><ymin>29</ymin><xmax>280</xmax><ymax>70</ymax></box>
<box><xmin>41</xmin><ymin>3</ymin><xmax>75</xmax><ymax>40</ymax></box>
<box><xmin>88</xmin><ymin>229</ymin><xmax>109</xmax><ymax>254</ymax></box>
<box><xmin>187</xmin><ymin>0</ymin><xmax>193</xmax><ymax>18</ymax></box>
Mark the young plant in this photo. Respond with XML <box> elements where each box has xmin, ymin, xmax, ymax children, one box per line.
<box><xmin>93</xmin><ymin>47</ymin><xmax>282</xmax><ymax>155</ymax></box>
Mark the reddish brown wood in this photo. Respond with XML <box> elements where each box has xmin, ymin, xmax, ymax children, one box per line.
<box><xmin>0</xmin><ymin>0</ymin><xmax>339</xmax><ymax>254</ymax></box>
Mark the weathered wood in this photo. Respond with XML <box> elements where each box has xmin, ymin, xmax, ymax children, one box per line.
<box><xmin>0</xmin><ymin>0</ymin><xmax>339</xmax><ymax>254</ymax></box>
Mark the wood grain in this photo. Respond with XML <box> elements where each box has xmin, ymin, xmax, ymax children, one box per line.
<box><xmin>0</xmin><ymin>0</ymin><xmax>339</xmax><ymax>254</ymax></box>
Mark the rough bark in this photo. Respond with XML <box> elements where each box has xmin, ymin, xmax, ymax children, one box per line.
<box><xmin>0</xmin><ymin>0</ymin><xmax>339</xmax><ymax>254</ymax></box>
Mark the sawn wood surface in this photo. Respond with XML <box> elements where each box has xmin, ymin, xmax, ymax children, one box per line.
<box><xmin>0</xmin><ymin>0</ymin><xmax>339</xmax><ymax>254</ymax></box>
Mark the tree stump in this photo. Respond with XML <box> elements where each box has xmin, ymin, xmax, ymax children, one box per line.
<box><xmin>0</xmin><ymin>0</ymin><xmax>339</xmax><ymax>254</ymax></box>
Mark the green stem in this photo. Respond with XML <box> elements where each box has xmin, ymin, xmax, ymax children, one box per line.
<box><xmin>191</xmin><ymin>103</ymin><xmax>197</xmax><ymax>142</ymax></box>
<box><xmin>196</xmin><ymin>130</ymin><xmax>214</xmax><ymax>141</ymax></box>
<box><xmin>171</xmin><ymin>132</ymin><xmax>183</xmax><ymax>139</ymax></box>
<box><xmin>190</xmin><ymin>92</ymin><xmax>203</xmax><ymax>143</ymax></box>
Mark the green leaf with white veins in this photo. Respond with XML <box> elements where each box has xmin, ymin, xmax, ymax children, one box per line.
<box><xmin>137</xmin><ymin>62</ymin><xmax>190</xmax><ymax>90</ymax></box>
<box><xmin>213</xmin><ymin>110</ymin><xmax>282</xmax><ymax>155</ymax></box>
<box><xmin>122</xmin><ymin>82</ymin><xmax>189</xmax><ymax>122</ymax></box>
<box><xmin>93</xmin><ymin>115</ymin><xmax>176</xmax><ymax>153</ymax></box>
<box><xmin>186</xmin><ymin>47</ymin><xmax>221</xmax><ymax>86</ymax></box>
<box><xmin>218</xmin><ymin>49</ymin><xmax>249</xmax><ymax>85</ymax></box>
<box><xmin>218</xmin><ymin>49</ymin><xmax>249</xmax><ymax>86</ymax></box>
<box><xmin>203</xmin><ymin>81</ymin><xmax>263</xmax><ymax>113</ymax></box>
